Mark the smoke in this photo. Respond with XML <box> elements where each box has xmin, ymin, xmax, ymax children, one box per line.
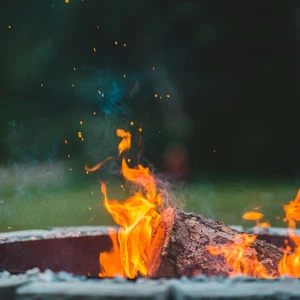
<box><xmin>156</xmin><ymin>174</ymin><xmax>187</xmax><ymax>211</ymax></box>
<box><xmin>69</xmin><ymin>48</ymin><xmax>192</xmax><ymax>211</ymax></box>
<box><xmin>68</xmin><ymin>66</ymin><xmax>139</xmax><ymax>117</ymax></box>
<box><xmin>120</xmin><ymin>162</ymin><xmax>186</xmax><ymax>212</ymax></box>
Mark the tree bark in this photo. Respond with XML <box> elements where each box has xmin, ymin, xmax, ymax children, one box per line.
<box><xmin>147</xmin><ymin>208</ymin><xmax>284</xmax><ymax>278</ymax></box>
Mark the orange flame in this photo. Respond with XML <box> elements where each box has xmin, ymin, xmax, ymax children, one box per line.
<box><xmin>85</xmin><ymin>156</ymin><xmax>114</xmax><ymax>172</ymax></box>
<box><xmin>209</xmin><ymin>190</ymin><xmax>300</xmax><ymax>278</ymax></box>
<box><xmin>116</xmin><ymin>129</ymin><xmax>131</xmax><ymax>155</ymax></box>
<box><xmin>283</xmin><ymin>189</ymin><xmax>300</xmax><ymax>232</ymax></box>
<box><xmin>207</xmin><ymin>233</ymin><xmax>274</xmax><ymax>278</ymax></box>
<box><xmin>242</xmin><ymin>211</ymin><xmax>264</xmax><ymax>222</ymax></box>
<box><xmin>258</xmin><ymin>222</ymin><xmax>271</xmax><ymax>229</ymax></box>
<box><xmin>100</xmin><ymin>162</ymin><xmax>161</xmax><ymax>278</ymax></box>
<box><xmin>87</xmin><ymin>129</ymin><xmax>161</xmax><ymax>278</ymax></box>
<box><xmin>242</xmin><ymin>211</ymin><xmax>270</xmax><ymax>229</ymax></box>
<box><xmin>98</xmin><ymin>227</ymin><xmax>125</xmax><ymax>277</ymax></box>
<box><xmin>278</xmin><ymin>190</ymin><xmax>300</xmax><ymax>277</ymax></box>
<box><xmin>89</xmin><ymin>128</ymin><xmax>300</xmax><ymax>279</ymax></box>
<box><xmin>278</xmin><ymin>237</ymin><xmax>300</xmax><ymax>277</ymax></box>
<box><xmin>85</xmin><ymin>129</ymin><xmax>131</xmax><ymax>172</ymax></box>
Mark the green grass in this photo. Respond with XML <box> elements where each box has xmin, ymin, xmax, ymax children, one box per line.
<box><xmin>183</xmin><ymin>174</ymin><xmax>300</xmax><ymax>228</ymax></box>
<box><xmin>0</xmin><ymin>162</ymin><xmax>299</xmax><ymax>232</ymax></box>
<box><xmin>0</xmin><ymin>162</ymin><xmax>115</xmax><ymax>232</ymax></box>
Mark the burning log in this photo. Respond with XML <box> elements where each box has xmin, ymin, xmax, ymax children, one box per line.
<box><xmin>147</xmin><ymin>208</ymin><xmax>285</xmax><ymax>278</ymax></box>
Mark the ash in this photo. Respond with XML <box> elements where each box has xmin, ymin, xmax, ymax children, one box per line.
<box><xmin>0</xmin><ymin>268</ymin><xmax>86</xmax><ymax>283</ymax></box>
<box><xmin>0</xmin><ymin>226</ymin><xmax>114</xmax><ymax>244</ymax></box>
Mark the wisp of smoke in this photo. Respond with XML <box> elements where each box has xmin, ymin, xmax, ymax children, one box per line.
<box><xmin>69</xmin><ymin>66</ymin><xmax>139</xmax><ymax>117</ymax></box>
<box><xmin>123</xmin><ymin>161</ymin><xmax>186</xmax><ymax>211</ymax></box>
<box><xmin>96</xmin><ymin>70</ymin><xmax>127</xmax><ymax>116</ymax></box>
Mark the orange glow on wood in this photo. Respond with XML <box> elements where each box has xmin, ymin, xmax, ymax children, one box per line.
<box><xmin>207</xmin><ymin>233</ymin><xmax>274</xmax><ymax>278</ymax></box>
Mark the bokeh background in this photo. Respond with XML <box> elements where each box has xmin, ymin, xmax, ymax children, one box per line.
<box><xmin>0</xmin><ymin>0</ymin><xmax>299</xmax><ymax>232</ymax></box>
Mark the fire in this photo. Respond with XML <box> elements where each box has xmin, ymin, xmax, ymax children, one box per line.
<box><xmin>283</xmin><ymin>189</ymin><xmax>300</xmax><ymax>232</ymax></box>
<box><xmin>278</xmin><ymin>190</ymin><xmax>300</xmax><ymax>277</ymax></box>
<box><xmin>242</xmin><ymin>211</ymin><xmax>263</xmax><ymax>222</ymax></box>
<box><xmin>242</xmin><ymin>211</ymin><xmax>270</xmax><ymax>229</ymax></box>
<box><xmin>207</xmin><ymin>233</ymin><xmax>274</xmax><ymax>278</ymax></box>
<box><xmin>208</xmin><ymin>190</ymin><xmax>300</xmax><ymax>278</ymax></box>
<box><xmin>98</xmin><ymin>227</ymin><xmax>125</xmax><ymax>277</ymax></box>
<box><xmin>116</xmin><ymin>129</ymin><xmax>131</xmax><ymax>155</ymax></box>
<box><xmin>278</xmin><ymin>237</ymin><xmax>300</xmax><ymax>277</ymax></box>
<box><xmin>85</xmin><ymin>129</ymin><xmax>162</xmax><ymax>278</ymax></box>
<box><xmin>87</xmin><ymin>128</ymin><xmax>300</xmax><ymax>279</ymax></box>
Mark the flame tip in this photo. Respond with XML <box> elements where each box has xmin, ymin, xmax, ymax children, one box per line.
<box><xmin>98</xmin><ymin>128</ymin><xmax>161</xmax><ymax>278</ymax></box>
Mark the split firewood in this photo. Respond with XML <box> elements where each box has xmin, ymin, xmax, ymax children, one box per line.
<box><xmin>147</xmin><ymin>208</ymin><xmax>285</xmax><ymax>278</ymax></box>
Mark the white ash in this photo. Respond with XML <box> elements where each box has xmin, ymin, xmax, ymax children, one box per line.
<box><xmin>0</xmin><ymin>226</ymin><xmax>117</xmax><ymax>244</ymax></box>
<box><xmin>0</xmin><ymin>268</ymin><xmax>86</xmax><ymax>283</ymax></box>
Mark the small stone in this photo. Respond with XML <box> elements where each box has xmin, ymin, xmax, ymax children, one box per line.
<box><xmin>180</xmin><ymin>276</ymin><xmax>189</xmax><ymax>282</ymax></box>
<box><xmin>17</xmin><ymin>274</ymin><xmax>27</xmax><ymax>281</ymax></box>
<box><xmin>25</xmin><ymin>268</ymin><xmax>40</xmax><ymax>276</ymax></box>
<box><xmin>279</xmin><ymin>276</ymin><xmax>298</xmax><ymax>282</ymax></box>
<box><xmin>214</xmin><ymin>275</ymin><xmax>227</xmax><ymax>283</ymax></box>
<box><xmin>191</xmin><ymin>274</ymin><xmax>209</xmax><ymax>282</ymax></box>
<box><xmin>37</xmin><ymin>269</ymin><xmax>55</xmax><ymax>282</ymax></box>
<box><xmin>8</xmin><ymin>238</ymin><xmax>18</xmax><ymax>243</ymax></box>
<box><xmin>112</xmin><ymin>275</ymin><xmax>127</xmax><ymax>283</ymax></box>
<box><xmin>227</xmin><ymin>275</ymin><xmax>256</xmax><ymax>284</ymax></box>
<box><xmin>0</xmin><ymin>271</ymin><xmax>11</xmax><ymax>278</ymax></box>
<box><xmin>136</xmin><ymin>277</ymin><xmax>152</xmax><ymax>284</ymax></box>
<box><xmin>57</xmin><ymin>271</ymin><xmax>76</xmax><ymax>281</ymax></box>
<box><xmin>27</xmin><ymin>276</ymin><xmax>39</xmax><ymax>283</ymax></box>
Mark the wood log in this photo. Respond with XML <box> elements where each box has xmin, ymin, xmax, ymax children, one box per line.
<box><xmin>147</xmin><ymin>207</ymin><xmax>285</xmax><ymax>278</ymax></box>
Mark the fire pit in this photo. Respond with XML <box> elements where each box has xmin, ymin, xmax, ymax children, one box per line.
<box><xmin>1</xmin><ymin>225</ymin><xmax>300</xmax><ymax>299</ymax></box>
<box><xmin>2</xmin><ymin>129</ymin><xmax>300</xmax><ymax>299</ymax></box>
<box><xmin>0</xmin><ymin>226</ymin><xmax>115</xmax><ymax>276</ymax></box>
<box><xmin>1</xmin><ymin>224</ymin><xmax>297</xmax><ymax>277</ymax></box>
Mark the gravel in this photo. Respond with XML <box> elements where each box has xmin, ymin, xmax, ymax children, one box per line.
<box><xmin>1</xmin><ymin>268</ymin><xmax>300</xmax><ymax>299</ymax></box>
<box><xmin>0</xmin><ymin>268</ymin><xmax>86</xmax><ymax>283</ymax></box>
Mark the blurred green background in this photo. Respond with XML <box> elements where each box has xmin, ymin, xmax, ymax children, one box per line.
<box><xmin>0</xmin><ymin>159</ymin><xmax>299</xmax><ymax>232</ymax></box>
<box><xmin>0</xmin><ymin>0</ymin><xmax>299</xmax><ymax>232</ymax></box>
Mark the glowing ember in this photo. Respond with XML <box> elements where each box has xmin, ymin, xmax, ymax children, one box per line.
<box><xmin>85</xmin><ymin>129</ymin><xmax>161</xmax><ymax>278</ymax></box>
<box><xmin>207</xmin><ymin>233</ymin><xmax>274</xmax><ymax>278</ymax></box>
<box><xmin>208</xmin><ymin>190</ymin><xmax>300</xmax><ymax>278</ymax></box>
